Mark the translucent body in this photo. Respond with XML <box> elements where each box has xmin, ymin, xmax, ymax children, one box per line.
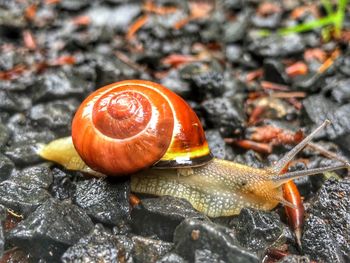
<box><xmin>131</xmin><ymin>158</ymin><xmax>281</xmax><ymax>217</ymax></box>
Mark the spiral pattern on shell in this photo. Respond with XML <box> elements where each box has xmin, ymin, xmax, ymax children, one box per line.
<box><xmin>72</xmin><ymin>80</ymin><xmax>211</xmax><ymax>176</ymax></box>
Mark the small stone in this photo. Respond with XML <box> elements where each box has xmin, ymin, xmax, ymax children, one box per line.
<box><xmin>94</xmin><ymin>54</ymin><xmax>140</xmax><ymax>87</ymax></box>
<box><xmin>31</xmin><ymin>70</ymin><xmax>88</xmax><ymax>103</ymax></box>
<box><xmin>132</xmin><ymin>236</ymin><xmax>173</xmax><ymax>263</ymax></box>
<box><xmin>131</xmin><ymin>196</ymin><xmax>208</xmax><ymax>242</ymax></box>
<box><xmin>0</xmin><ymin>154</ymin><xmax>14</xmax><ymax>181</ymax></box>
<box><xmin>4</xmin><ymin>143</ymin><xmax>42</xmax><ymax>166</ymax></box>
<box><xmin>201</xmin><ymin>97</ymin><xmax>245</xmax><ymax>136</ymax></box>
<box><xmin>58</xmin><ymin>0</ymin><xmax>90</xmax><ymax>11</ymax></box>
<box><xmin>263</xmin><ymin>59</ymin><xmax>290</xmax><ymax>85</ymax></box>
<box><xmin>226</xmin><ymin>45</ymin><xmax>243</xmax><ymax>64</ymax></box>
<box><xmin>10</xmin><ymin>164</ymin><xmax>53</xmax><ymax>189</ymax></box>
<box><xmin>0</xmin><ymin>90</ymin><xmax>31</xmax><ymax>112</ymax></box>
<box><xmin>223</xmin><ymin>11</ymin><xmax>250</xmax><ymax>43</ymax></box>
<box><xmin>249</xmin><ymin>34</ymin><xmax>305</xmax><ymax>57</ymax></box>
<box><xmin>49</xmin><ymin>168</ymin><xmax>75</xmax><ymax>201</ymax></box>
<box><xmin>7</xmin><ymin>199</ymin><xmax>94</xmax><ymax>260</ymax></box>
<box><xmin>251</xmin><ymin>13</ymin><xmax>282</xmax><ymax>29</ymax></box>
<box><xmin>205</xmin><ymin>129</ymin><xmax>235</xmax><ymax>160</ymax></box>
<box><xmin>0</xmin><ymin>205</ymin><xmax>5</xmax><ymax>258</ymax></box>
<box><xmin>190</xmin><ymin>71</ymin><xmax>225</xmax><ymax>100</ymax></box>
<box><xmin>61</xmin><ymin>224</ymin><xmax>128</xmax><ymax>263</ymax></box>
<box><xmin>156</xmin><ymin>252</ymin><xmax>186</xmax><ymax>263</ymax></box>
<box><xmin>6</xmin><ymin>113</ymin><xmax>56</xmax><ymax>145</ymax></box>
<box><xmin>302</xmin><ymin>179</ymin><xmax>350</xmax><ymax>262</ymax></box>
<box><xmin>174</xmin><ymin>218</ymin><xmax>259</xmax><ymax>262</ymax></box>
<box><xmin>302</xmin><ymin>94</ymin><xmax>350</xmax><ymax>140</ymax></box>
<box><xmin>231</xmin><ymin>208</ymin><xmax>284</xmax><ymax>251</ymax></box>
<box><xmin>0</xmin><ymin>180</ymin><xmax>51</xmax><ymax>216</ymax></box>
<box><xmin>29</xmin><ymin>99</ymin><xmax>80</xmax><ymax>135</ymax></box>
<box><xmin>73</xmin><ymin>178</ymin><xmax>130</xmax><ymax>225</ymax></box>
<box><xmin>277</xmin><ymin>255</ymin><xmax>312</xmax><ymax>263</ymax></box>
<box><xmin>0</xmin><ymin>123</ymin><xmax>10</xmax><ymax>148</ymax></box>
<box><xmin>195</xmin><ymin>249</ymin><xmax>226</xmax><ymax>263</ymax></box>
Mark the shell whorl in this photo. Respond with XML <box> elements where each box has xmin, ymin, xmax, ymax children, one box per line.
<box><xmin>72</xmin><ymin>80</ymin><xmax>211</xmax><ymax>176</ymax></box>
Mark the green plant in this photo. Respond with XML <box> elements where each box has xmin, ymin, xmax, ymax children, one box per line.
<box><xmin>260</xmin><ymin>0</ymin><xmax>348</xmax><ymax>40</ymax></box>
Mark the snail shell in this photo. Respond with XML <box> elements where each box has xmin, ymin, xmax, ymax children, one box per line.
<box><xmin>72</xmin><ymin>80</ymin><xmax>212</xmax><ymax>176</ymax></box>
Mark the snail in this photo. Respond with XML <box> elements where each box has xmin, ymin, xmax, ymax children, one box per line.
<box><xmin>38</xmin><ymin>80</ymin><xmax>348</xmax><ymax>217</ymax></box>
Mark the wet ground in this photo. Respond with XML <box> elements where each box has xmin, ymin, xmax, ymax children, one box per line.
<box><xmin>0</xmin><ymin>0</ymin><xmax>349</xmax><ymax>262</ymax></box>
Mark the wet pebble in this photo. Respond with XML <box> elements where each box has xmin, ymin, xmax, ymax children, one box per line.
<box><xmin>94</xmin><ymin>54</ymin><xmax>140</xmax><ymax>87</ymax></box>
<box><xmin>302</xmin><ymin>179</ymin><xmax>350</xmax><ymax>263</ymax></box>
<box><xmin>9</xmin><ymin>164</ymin><xmax>53</xmax><ymax>189</ymax></box>
<box><xmin>231</xmin><ymin>208</ymin><xmax>284</xmax><ymax>251</ymax></box>
<box><xmin>226</xmin><ymin>45</ymin><xmax>243</xmax><ymax>64</ymax></box>
<box><xmin>62</xmin><ymin>224</ymin><xmax>129</xmax><ymax>263</ymax></box>
<box><xmin>49</xmin><ymin>168</ymin><xmax>75</xmax><ymax>201</ymax></box>
<box><xmin>0</xmin><ymin>179</ymin><xmax>51</xmax><ymax>216</ymax></box>
<box><xmin>249</xmin><ymin>34</ymin><xmax>305</xmax><ymax>57</ymax></box>
<box><xmin>58</xmin><ymin>0</ymin><xmax>90</xmax><ymax>11</ymax></box>
<box><xmin>0</xmin><ymin>205</ymin><xmax>5</xmax><ymax>258</ymax></box>
<box><xmin>157</xmin><ymin>252</ymin><xmax>186</xmax><ymax>263</ymax></box>
<box><xmin>4</xmin><ymin>143</ymin><xmax>42</xmax><ymax>166</ymax></box>
<box><xmin>7</xmin><ymin>198</ymin><xmax>94</xmax><ymax>261</ymax></box>
<box><xmin>277</xmin><ymin>255</ymin><xmax>312</xmax><ymax>263</ymax></box>
<box><xmin>0</xmin><ymin>154</ymin><xmax>14</xmax><ymax>181</ymax></box>
<box><xmin>31</xmin><ymin>70</ymin><xmax>89</xmax><ymax>103</ymax></box>
<box><xmin>73</xmin><ymin>178</ymin><xmax>130</xmax><ymax>225</ymax></box>
<box><xmin>201</xmin><ymin>97</ymin><xmax>245</xmax><ymax>136</ymax></box>
<box><xmin>131</xmin><ymin>196</ymin><xmax>208</xmax><ymax>242</ymax></box>
<box><xmin>6</xmin><ymin>113</ymin><xmax>56</xmax><ymax>145</ymax></box>
<box><xmin>223</xmin><ymin>11</ymin><xmax>250</xmax><ymax>43</ymax></box>
<box><xmin>0</xmin><ymin>123</ymin><xmax>10</xmax><ymax>148</ymax></box>
<box><xmin>29</xmin><ymin>99</ymin><xmax>80</xmax><ymax>135</ymax></box>
<box><xmin>190</xmin><ymin>71</ymin><xmax>225</xmax><ymax>100</ymax></box>
<box><xmin>263</xmin><ymin>59</ymin><xmax>290</xmax><ymax>84</ymax></box>
<box><xmin>0</xmin><ymin>90</ymin><xmax>31</xmax><ymax>112</ymax></box>
<box><xmin>132</xmin><ymin>235</ymin><xmax>173</xmax><ymax>263</ymax></box>
<box><xmin>302</xmin><ymin>94</ymin><xmax>350</xmax><ymax>140</ymax></box>
<box><xmin>205</xmin><ymin>129</ymin><xmax>235</xmax><ymax>160</ymax></box>
<box><xmin>251</xmin><ymin>13</ymin><xmax>282</xmax><ymax>29</ymax></box>
<box><xmin>174</xmin><ymin>218</ymin><xmax>259</xmax><ymax>262</ymax></box>
<box><xmin>87</xmin><ymin>4</ymin><xmax>141</xmax><ymax>31</ymax></box>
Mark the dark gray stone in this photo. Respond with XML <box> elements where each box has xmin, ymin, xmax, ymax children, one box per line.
<box><xmin>62</xmin><ymin>224</ymin><xmax>130</xmax><ymax>263</ymax></box>
<box><xmin>302</xmin><ymin>94</ymin><xmax>350</xmax><ymax>140</ymax></box>
<box><xmin>249</xmin><ymin>34</ymin><xmax>305</xmax><ymax>57</ymax></box>
<box><xmin>29</xmin><ymin>99</ymin><xmax>79</xmax><ymax>135</ymax></box>
<box><xmin>49</xmin><ymin>168</ymin><xmax>75</xmax><ymax>201</ymax></box>
<box><xmin>132</xmin><ymin>236</ymin><xmax>173</xmax><ymax>263</ymax></box>
<box><xmin>277</xmin><ymin>255</ymin><xmax>312</xmax><ymax>263</ymax></box>
<box><xmin>0</xmin><ymin>123</ymin><xmax>10</xmax><ymax>148</ymax></box>
<box><xmin>201</xmin><ymin>97</ymin><xmax>245</xmax><ymax>135</ymax></box>
<box><xmin>231</xmin><ymin>208</ymin><xmax>284</xmax><ymax>251</ymax></box>
<box><xmin>10</xmin><ymin>164</ymin><xmax>53</xmax><ymax>189</ymax></box>
<box><xmin>194</xmin><ymin>249</ymin><xmax>226</xmax><ymax>263</ymax></box>
<box><xmin>0</xmin><ymin>180</ymin><xmax>51</xmax><ymax>216</ymax></box>
<box><xmin>0</xmin><ymin>204</ymin><xmax>5</xmax><ymax>258</ymax></box>
<box><xmin>205</xmin><ymin>129</ymin><xmax>235</xmax><ymax>160</ymax></box>
<box><xmin>73</xmin><ymin>178</ymin><xmax>130</xmax><ymax>225</ymax></box>
<box><xmin>174</xmin><ymin>218</ymin><xmax>259</xmax><ymax>263</ymax></box>
<box><xmin>0</xmin><ymin>153</ymin><xmax>14</xmax><ymax>181</ymax></box>
<box><xmin>263</xmin><ymin>59</ymin><xmax>290</xmax><ymax>85</ymax></box>
<box><xmin>302</xmin><ymin>179</ymin><xmax>350</xmax><ymax>263</ymax></box>
<box><xmin>4</xmin><ymin>143</ymin><xmax>42</xmax><ymax>166</ymax></box>
<box><xmin>31</xmin><ymin>70</ymin><xmax>89</xmax><ymax>102</ymax></box>
<box><xmin>131</xmin><ymin>196</ymin><xmax>209</xmax><ymax>242</ymax></box>
<box><xmin>6</xmin><ymin>113</ymin><xmax>55</xmax><ymax>145</ymax></box>
<box><xmin>7</xmin><ymin>199</ymin><xmax>94</xmax><ymax>261</ymax></box>
<box><xmin>156</xmin><ymin>252</ymin><xmax>186</xmax><ymax>263</ymax></box>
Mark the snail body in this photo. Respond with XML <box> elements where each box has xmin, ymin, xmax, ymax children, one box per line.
<box><xmin>38</xmin><ymin>80</ymin><xmax>348</xmax><ymax>217</ymax></box>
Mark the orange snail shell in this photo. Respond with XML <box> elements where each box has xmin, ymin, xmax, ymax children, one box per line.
<box><xmin>72</xmin><ymin>80</ymin><xmax>213</xmax><ymax>176</ymax></box>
